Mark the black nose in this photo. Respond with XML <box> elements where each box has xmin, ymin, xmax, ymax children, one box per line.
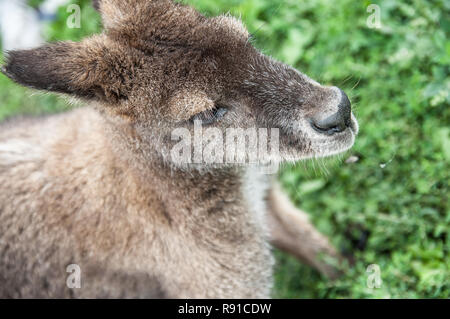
<box><xmin>310</xmin><ymin>89</ymin><xmax>351</xmax><ymax>135</ymax></box>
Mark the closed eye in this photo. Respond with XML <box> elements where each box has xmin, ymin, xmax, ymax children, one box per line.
<box><xmin>189</xmin><ymin>105</ymin><xmax>228</xmax><ymax>125</ymax></box>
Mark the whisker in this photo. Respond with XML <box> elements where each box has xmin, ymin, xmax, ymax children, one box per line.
<box><xmin>340</xmin><ymin>75</ymin><xmax>354</xmax><ymax>86</ymax></box>
<box><xmin>350</xmin><ymin>77</ymin><xmax>362</xmax><ymax>91</ymax></box>
<box><xmin>251</xmin><ymin>3</ymin><xmax>283</xmax><ymax>39</ymax></box>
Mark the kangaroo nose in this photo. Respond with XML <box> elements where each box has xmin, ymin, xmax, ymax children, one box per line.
<box><xmin>310</xmin><ymin>89</ymin><xmax>351</xmax><ymax>135</ymax></box>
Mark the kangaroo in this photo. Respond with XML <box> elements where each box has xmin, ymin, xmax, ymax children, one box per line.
<box><xmin>0</xmin><ymin>0</ymin><xmax>358</xmax><ymax>298</ymax></box>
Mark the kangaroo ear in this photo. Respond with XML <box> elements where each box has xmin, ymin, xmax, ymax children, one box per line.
<box><xmin>92</xmin><ymin>0</ymin><xmax>100</xmax><ymax>11</ymax></box>
<box><xmin>92</xmin><ymin>0</ymin><xmax>204</xmax><ymax>43</ymax></box>
<box><xmin>92</xmin><ymin>0</ymin><xmax>170</xmax><ymax>30</ymax></box>
<box><xmin>1</xmin><ymin>36</ymin><xmax>132</xmax><ymax>102</ymax></box>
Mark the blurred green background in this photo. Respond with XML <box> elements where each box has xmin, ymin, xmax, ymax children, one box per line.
<box><xmin>0</xmin><ymin>0</ymin><xmax>448</xmax><ymax>298</ymax></box>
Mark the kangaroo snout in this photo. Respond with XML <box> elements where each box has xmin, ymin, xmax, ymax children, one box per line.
<box><xmin>310</xmin><ymin>88</ymin><xmax>352</xmax><ymax>136</ymax></box>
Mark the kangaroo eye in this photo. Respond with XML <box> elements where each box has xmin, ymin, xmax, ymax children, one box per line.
<box><xmin>190</xmin><ymin>105</ymin><xmax>228</xmax><ymax>125</ymax></box>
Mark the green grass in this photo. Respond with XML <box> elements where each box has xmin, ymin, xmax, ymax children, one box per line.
<box><xmin>0</xmin><ymin>0</ymin><xmax>448</xmax><ymax>298</ymax></box>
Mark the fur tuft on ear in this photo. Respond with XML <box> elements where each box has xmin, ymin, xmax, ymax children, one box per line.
<box><xmin>1</xmin><ymin>36</ymin><xmax>135</xmax><ymax>103</ymax></box>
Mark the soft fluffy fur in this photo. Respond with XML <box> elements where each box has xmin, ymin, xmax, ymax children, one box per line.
<box><xmin>0</xmin><ymin>0</ymin><xmax>357</xmax><ymax>298</ymax></box>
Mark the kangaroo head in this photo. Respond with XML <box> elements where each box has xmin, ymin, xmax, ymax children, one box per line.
<box><xmin>1</xmin><ymin>0</ymin><xmax>358</xmax><ymax>168</ymax></box>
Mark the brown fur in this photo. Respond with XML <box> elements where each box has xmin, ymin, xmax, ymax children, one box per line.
<box><xmin>0</xmin><ymin>0</ymin><xmax>358</xmax><ymax>298</ymax></box>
